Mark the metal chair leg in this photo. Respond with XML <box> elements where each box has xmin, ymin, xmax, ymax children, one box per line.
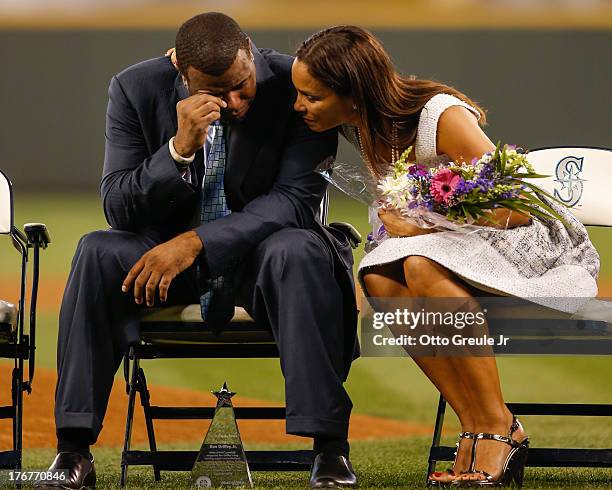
<box><xmin>427</xmin><ymin>395</ymin><xmax>447</xmax><ymax>482</ymax></box>
<box><xmin>123</xmin><ymin>353</ymin><xmax>130</xmax><ymax>394</ymax></box>
<box><xmin>120</xmin><ymin>348</ymin><xmax>139</xmax><ymax>487</ymax></box>
<box><xmin>137</xmin><ymin>367</ymin><xmax>161</xmax><ymax>481</ymax></box>
<box><xmin>11</xmin><ymin>366</ymin><xmax>23</xmax><ymax>470</ymax></box>
<box><xmin>11</xmin><ymin>367</ymin><xmax>17</xmax><ymax>454</ymax></box>
<box><xmin>11</xmin><ymin>367</ymin><xmax>22</xmax><ymax>489</ymax></box>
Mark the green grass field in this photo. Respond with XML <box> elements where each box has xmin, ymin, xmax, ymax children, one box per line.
<box><xmin>1</xmin><ymin>190</ymin><xmax>611</xmax><ymax>280</ymax></box>
<box><xmin>16</xmin><ymin>440</ymin><xmax>612</xmax><ymax>489</ymax></box>
<box><xmin>1</xmin><ymin>192</ymin><xmax>612</xmax><ymax>488</ymax></box>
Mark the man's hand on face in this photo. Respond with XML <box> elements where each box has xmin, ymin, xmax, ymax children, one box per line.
<box><xmin>122</xmin><ymin>231</ymin><xmax>204</xmax><ymax>307</ymax></box>
<box><xmin>173</xmin><ymin>93</ymin><xmax>227</xmax><ymax>157</ymax></box>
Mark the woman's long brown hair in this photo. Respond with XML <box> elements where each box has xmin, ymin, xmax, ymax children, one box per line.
<box><xmin>296</xmin><ymin>25</ymin><xmax>487</xmax><ymax>177</ymax></box>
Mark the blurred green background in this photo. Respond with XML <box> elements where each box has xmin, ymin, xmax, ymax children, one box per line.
<box><xmin>1</xmin><ymin>191</ymin><xmax>611</xmax><ymax>423</ymax></box>
<box><xmin>1</xmin><ymin>190</ymin><xmax>612</xmax><ymax>487</ymax></box>
<box><xmin>1</xmin><ymin>0</ymin><xmax>612</xmax><ymax>486</ymax></box>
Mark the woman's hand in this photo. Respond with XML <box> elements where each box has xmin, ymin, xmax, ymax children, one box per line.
<box><xmin>165</xmin><ymin>47</ymin><xmax>178</xmax><ymax>70</ymax></box>
<box><xmin>476</xmin><ymin>208</ymin><xmax>531</xmax><ymax>229</ymax></box>
<box><xmin>378</xmin><ymin>210</ymin><xmax>437</xmax><ymax>238</ymax></box>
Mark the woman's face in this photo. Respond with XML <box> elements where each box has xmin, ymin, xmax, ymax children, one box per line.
<box><xmin>291</xmin><ymin>59</ymin><xmax>357</xmax><ymax>132</ymax></box>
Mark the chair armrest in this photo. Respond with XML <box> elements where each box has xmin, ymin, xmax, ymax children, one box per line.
<box><xmin>0</xmin><ymin>300</ymin><xmax>17</xmax><ymax>331</ymax></box>
<box><xmin>329</xmin><ymin>222</ymin><xmax>362</xmax><ymax>249</ymax></box>
<box><xmin>24</xmin><ymin>223</ymin><xmax>50</xmax><ymax>249</ymax></box>
<box><xmin>22</xmin><ymin>223</ymin><xmax>49</xmax><ymax>392</ymax></box>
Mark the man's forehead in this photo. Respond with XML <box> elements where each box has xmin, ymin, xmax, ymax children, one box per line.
<box><xmin>186</xmin><ymin>50</ymin><xmax>253</xmax><ymax>92</ymax></box>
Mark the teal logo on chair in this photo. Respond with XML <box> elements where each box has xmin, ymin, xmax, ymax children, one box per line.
<box><xmin>554</xmin><ymin>156</ymin><xmax>585</xmax><ymax>207</ymax></box>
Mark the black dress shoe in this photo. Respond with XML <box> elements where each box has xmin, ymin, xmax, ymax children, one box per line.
<box><xmin>34</xmin><ymin>452</ymin><xmax>96</xmax><ymax>489</ymax></box>
<box><xmin>309</xmin><ymin>452</ymin><xmax>357</xmax><ymax>488</ymax></box>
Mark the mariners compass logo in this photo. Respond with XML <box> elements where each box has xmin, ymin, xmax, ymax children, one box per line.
<box><xmin>553</xmin><ymin>155</ymin><xmax>585</xmax><ymax>207</ymax></box>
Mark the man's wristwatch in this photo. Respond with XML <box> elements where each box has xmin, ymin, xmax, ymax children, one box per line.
<box><xmin>169</xmin><ymin>136</ymin><xmax>195</xmax><ymax>168</ymax></box>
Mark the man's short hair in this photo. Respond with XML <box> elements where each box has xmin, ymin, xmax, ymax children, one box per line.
<box><xmin>175</xmin><ymin>12</ymin><xmax>250</xmax><ymax>77</ymax></box>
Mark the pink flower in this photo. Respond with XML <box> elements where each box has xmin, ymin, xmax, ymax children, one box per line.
<box><xmin>430</xmin><ymin>168</ymin><xmax>461</xmax><ymax>204</ymax></box>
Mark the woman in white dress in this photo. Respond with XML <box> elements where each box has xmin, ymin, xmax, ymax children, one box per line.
<box><xmin>292</xmin><ymin>26</ymin><xmax>599</xmax><ymax>487</ymax></box>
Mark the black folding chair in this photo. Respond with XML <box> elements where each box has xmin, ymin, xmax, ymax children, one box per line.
<box><xmin>120</xmin><ymin>192</ymin><xmax>361</xmax><ymax>485</ymax></box>
<box><xmin>427</xmin><ymin>147</ymin><xmax>612</xmax><ymax>480</ymax></box>
<box><xmin>0</xmin><ymin>170</ymin><xmax>50</xmax><ymax>469</ymax></box>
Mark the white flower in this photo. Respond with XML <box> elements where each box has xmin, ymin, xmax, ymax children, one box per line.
<box><xmin>378</xmin><ymin>175</ymin><xmax>410</xmax><ymax>195</ymax></box>
<box><xmin>480</xmin><ymin>153</ymin><xmax>493</xmax><ymax>164</ymax></box>
<box><xmin>378</xmin><ymin>174</ymin><xmax>411</xmax><ymax>210</ymax></box>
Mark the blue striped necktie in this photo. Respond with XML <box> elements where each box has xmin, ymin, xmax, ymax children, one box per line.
<box><xmin>199</xmin><ymin>121</ymin><xmax>234</xmax><ymax>330</ymax></box>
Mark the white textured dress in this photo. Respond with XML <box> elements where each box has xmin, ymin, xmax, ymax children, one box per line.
<box><xmin>343</xmin><ymin>94</ymin><xmax>600</xmax><ymax>311</ymax></box>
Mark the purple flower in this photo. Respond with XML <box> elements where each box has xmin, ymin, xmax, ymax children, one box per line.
<box><xmin>408</xmin><ymin>164</ymin><xmax>430</xmax><ymax>177</ymax></box>
<box><xmin>367</xmin><ymin>224</ymin><xmax>387</xmax><ymax>243</ymax></box>
<box><xmin>475</xmin><ymin>177</ymin><xmax>494</xmax><ymax>191</ymax></box>
<box><xmin>454</xmin><ymin>179</ymin><xmax>477</xmax><ymax>196</ymax></box>
<box><xmin>479</xmin><ymin>162</ymin><xmax>495</xmax><ymax>179</ymax></box>
<box><xmin>499</xmin><ymin>191</ymin><xmax>516</xmax><ymax>200</ymax></box>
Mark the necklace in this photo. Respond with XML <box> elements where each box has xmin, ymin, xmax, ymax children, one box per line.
<box><xmin>356</xmin><ymin>121</ymin><xmax>399</xmax><ymax>165</ymax></box>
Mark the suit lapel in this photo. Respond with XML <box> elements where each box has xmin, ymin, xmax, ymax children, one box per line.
<box><xmin>225</xmin><ymin>47</ymin><xmax>279</xmax><ymax>207</ymax></box>
<box><xmin>225</xmin><ymin>117</ymin><xmax>258</xmax><ymax>207</ymax></box>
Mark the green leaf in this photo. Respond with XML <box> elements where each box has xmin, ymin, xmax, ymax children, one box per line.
<box><xmin>493</xmin><ymin>142</ymin><xmax>503</xmax><ymax>173</ymax></box>
<box><xmin>519</xmin><ymin>192</ymin><xmax>566</xmax><ymax>223</ymax></box>
<box><xmin>500</xmin><ymin>201</ymin><xmax>558</xmax><ymax>223</ymax></box>
<box><xmin>500</xmin><ymin>145</ymin><xmax>508</xmax><ymax>174</ymax></box>
<box><xmin>513</xmin><ymin>178</ymin><xmax>569</xmax><ymax>208</ymax></box>
<box><xmin>512</xmin><ymin>172</ymin><xmax>551</xmax><ymax>179</ymax></box>
<box><xmin>521</xmin><ymin>205</ymin><xmax>565</xmax><ymax>224</ymax></box>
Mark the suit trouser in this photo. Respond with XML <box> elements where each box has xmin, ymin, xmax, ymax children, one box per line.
<box><xmin>54</xmin><ymin>227</ymin><xmax>353</xmax><ymax>443</ymax></box>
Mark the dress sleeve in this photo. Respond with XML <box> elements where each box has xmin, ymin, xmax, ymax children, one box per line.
<box><xmin>415</xmin><ymin>93</ymin><xmax>481</xmax><ymax>163</ymax></box>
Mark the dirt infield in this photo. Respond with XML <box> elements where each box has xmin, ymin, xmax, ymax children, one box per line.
<box><xmin>1</xmin><ymin>275</ymin><xmax>610</xmax><ymax>449</ymax></box>
<box><xmin>0</xmin><ymin>364</ymin><xmax>434</xmax><ymax>449</ymax></box>
<box><xmin>1</xmin><ymin>276</ymin><xmax>611</xmax><ymax>313</ymax></box>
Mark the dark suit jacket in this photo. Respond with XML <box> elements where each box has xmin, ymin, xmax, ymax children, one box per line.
<box><xmin>101</xmin><ymin>46</ymin><xmax>358</xmax><ymax>371</ymax></box>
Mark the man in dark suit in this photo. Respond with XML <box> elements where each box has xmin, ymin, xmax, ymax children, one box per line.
<box><xmin>36</xmin><ymin>12</ymin><xmax>358</xmax><ymax>490</ymax></box>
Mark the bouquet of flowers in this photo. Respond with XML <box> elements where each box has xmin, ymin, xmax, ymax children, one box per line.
<box><xmin>378</xmin><ymin>143</ymin><xmax>564</xmax><ymax>230</ymax></box>
<box><xmin>317</xmin><ymin>144</ymin><xmax>566</xmax><ymax>249</ymax></box>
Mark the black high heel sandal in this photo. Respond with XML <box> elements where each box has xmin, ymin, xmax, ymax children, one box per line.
<box><xmin>452</xmin><ymin>417</ymin><xmax>529</xmax><ymax>487</ymax></box>
<box><xmin>427</xmin><ymin>432</ymin><xmax>476</xmax><ymax>487</ymax></box>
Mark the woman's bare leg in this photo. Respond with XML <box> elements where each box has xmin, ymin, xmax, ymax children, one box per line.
<box><xmin>363</xmin><ymin>257</ymin><xmax>526</xmax><ymax>481</ymax></box>
<box><xmin>402</xmin><ymin>257</ymin><xmax>525</xmax><ymax>480</ymax></box>
<box><xmin>363</xmin><ymin>262</ymin><xmax>476</xmax><ymax>477</ymax></box>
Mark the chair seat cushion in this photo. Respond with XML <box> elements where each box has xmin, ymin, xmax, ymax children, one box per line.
<box><xmin>0</xmin><ymin>300</ymin><xmax>17</xmax><ymax>342</ymax></box>
<box><xmin>139</xmin><ymin>305</ymin><xmax>274</xmax><ymax>344</ymax></box>
<box><xmin>141</xmin><ymin>305</ymin><xmax>254</xmax><ymax>323</ymax></box>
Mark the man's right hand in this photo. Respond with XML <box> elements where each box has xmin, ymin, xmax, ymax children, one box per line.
<box><xmin>173</xmin><ymin>93</ymin><xmax>227</xmax><ymax>157</ymax></box>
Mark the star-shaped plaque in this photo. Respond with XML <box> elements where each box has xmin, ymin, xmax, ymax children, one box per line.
<box><xmin>212</xmin><ymin>382</ymin><xmax>236</xmax><ymax>407</ymax></box>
